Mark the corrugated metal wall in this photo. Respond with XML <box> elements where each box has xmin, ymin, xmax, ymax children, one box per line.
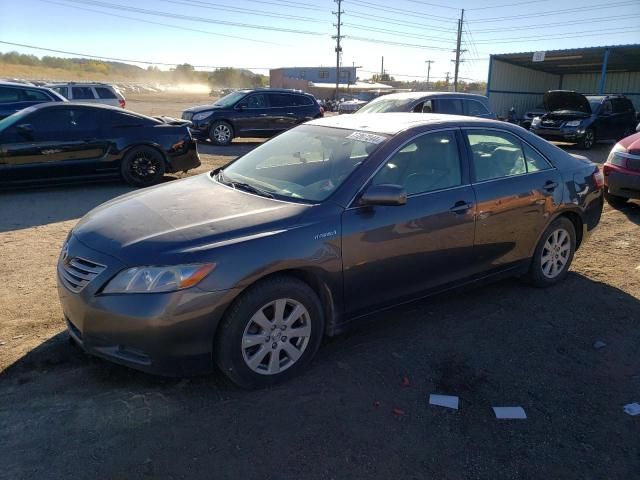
<box><xmin>563</xmin><ymin>72</ymin><xmax>640</xmax><ymax>109</ymax></box>
<box><xmin>487</xmin><ymin>59</ymin><xmax>559</xmax><ymax>118</ymax></box>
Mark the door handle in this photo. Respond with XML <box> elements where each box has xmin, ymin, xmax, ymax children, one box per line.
<box><xmin>259</xmin><ymin>114</ymin><xmax>268</xmax><ymax>117</ymax></box>
<box><xmin>543</xmin><ymin>181</ymin><xmax>558</xmax><ymax>192</ymax></box>
<box><xmin>449</xmin><ymin>201</ymin><xmax>473</xmax><ymax>214</ymax></box>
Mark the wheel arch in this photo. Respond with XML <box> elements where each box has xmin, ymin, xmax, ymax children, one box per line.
<box><xmin>210</xmin><ymin>119</ymin><xmax>236</xmax><ymax>136</ymax></box>
<box><xmin>529</xmin><ymin>209</ymin><xmax>584</xmax><ymax>258</ymax></box>
<box><xmin>122</xmin><ymin>142</ymin><xmax>170</xmax><ymax>168</ymax></box>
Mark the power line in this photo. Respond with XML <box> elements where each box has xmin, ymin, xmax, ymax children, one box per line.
<box><xmin>466</xmin><ymin>0</ymin><xmax>553</xmax><ymax>10</ymax></box>
<box><xmin>471</xmin><ymin>14</ymin><xmax>640</xmax><ymax>33</ymax></box>
<box><xmin>347</xmin><ymin>0</ymin><xmax>459</xmax><ymax>22</ymax></box>
<box><xmin>0</xmin><ymin>40</ymin><xmax>272</xmax><ymax>70</ymax></box>
<box><xmin>244</xmin><ymin>0</ymin><xmax>324</xmax><ymax>11</ymax></box>
<box><xmin>42</xmin><ymin>0</ymin><xmax>284</xmax><ymax>45</ymax></box>
<box><xmin>467</xmin><ymin>0</ymin><xmax>638</xmax><ymax>22</ymax></box>
<box><xmin>346</xmin><ymin>11</ymin><xmax>457</xmax><ymax>33</ymax></box>
<box><xmin>348</xmin><ymin>36</ymin><xmax>456</xmax><ymax>51</ymax></box>
<box><xmin>344</xmin><ymin>23</ymin><xmax>456</xmax><ymax>42</ymax></box>
<box><xmin>471</xmin><ymin>26</ymin><xmax>640</xmax><ymax>44</ymax></box>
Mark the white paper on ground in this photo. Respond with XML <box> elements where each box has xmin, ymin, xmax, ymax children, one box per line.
<box><xmin>623</xmin><ymin>403</ymin><xmax>640</xmax><ymax>416</ymax></box>
<box><xmin>429</xmin><ymin>394</ymin><xmax>459</xmax><ymax>410</ymax></box>
<box><xmin>493</xmin><ymin>406</ymin><xmax>527</xmax><ymax>419</ymax></box>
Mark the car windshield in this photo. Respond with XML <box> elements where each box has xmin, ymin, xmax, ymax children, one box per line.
<box><xmin>586</xmin><ymin>96</ymin><xmax>604</xmax><ymax>112</ymax></box>
<box><xmin>0</xmin><ymin>106</ymin><xmax>36</xmax><ymax>132</ymax></box>
<box><xmin>218</xmin><ymin>125</ymin><xmax>388</xmax><ymax>203</ymax></box>
<box><xmin>357</xmin><ymin>98</ymin><xmax>414</xmax><ymax>113</ymax></box>
<box><xmin>213</xmin><ymin>91</ymin><xmax>246</xmax><ymax>107</ymax></box>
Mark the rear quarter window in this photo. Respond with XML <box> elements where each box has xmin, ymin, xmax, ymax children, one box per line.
<box><xmin>95</xmin><ymin>87</ymin><xmax>117</xmax><ymax>99</ymax></box>
<box><xmin>107</xmin><ymin>112</ymin><xmax>151</xmax><ymax>127</ymax></box>
<box><xmin>294</xmin><ymin>95</ymin><xmax>314</xmax><ymax>106</ymax></box>
<box><xmin>23</xmin><ymin>89</ymin><xmax>52</xmax><ymax>101</ymax></box>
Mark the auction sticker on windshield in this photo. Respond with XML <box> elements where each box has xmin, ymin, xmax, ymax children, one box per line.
<box><xmin>346</xmin><ymin>131</ymin><xmax>387</xmax><ymax>144</ymax></box>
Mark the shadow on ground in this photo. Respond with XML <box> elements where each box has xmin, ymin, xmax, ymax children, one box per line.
<box><xmin>1</xmin><ymin>273</ymin><xmax>639</xmax><ymax>479</ymax></box>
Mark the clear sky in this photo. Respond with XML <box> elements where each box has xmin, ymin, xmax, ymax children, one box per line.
<box><xmin>0</xmin><ymin>0</ymin><xmax>639</xmax><ymax>82</ymax></box>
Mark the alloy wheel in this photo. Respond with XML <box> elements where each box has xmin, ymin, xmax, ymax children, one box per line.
<box><xmin>583</xmin><ymin>130</ymin><xmax>594</xmax><ymax>149</ymax></box>
<box><xmin>541</xmin><ymin>228</ymin><xmax>571</xmax><ymax>279</ymax></box>
<box><xmin>214</xmin><ymin>124</ymin><xmax>231</xmax><ymax>143</ymax></box>
<box><xmin>130</xmin><ymin>153</ymin><xmax>158</xmax><ymax>179</ymax></box>
<box><xmin>241</xmin><ymin>298</ymin><xmax>311</xmax><ymax>375</ymax></box>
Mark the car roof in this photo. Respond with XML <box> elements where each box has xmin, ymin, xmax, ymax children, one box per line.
<box><xmin>27</xmin><ymin>102</ymin><xmax>142</xmax><ymax>114</ymax></box>
<box><xmin>240</xmin><ymin>88</ymin><xmax>313</xmax><ymax>95</ymax></box>
<box><xmin>307</xmin><ymin>112</ymin><xmax>498</xmax><ymax>135</ymax></box>
<box><xmin>369</xmin><ymin>91</ymin><xmax>489</xmax><ymax>101</ymax></box>
<box><xmin>0</xmin><ymin>81</ymin><xmax>53</xmax><ymax>90</ymax></box>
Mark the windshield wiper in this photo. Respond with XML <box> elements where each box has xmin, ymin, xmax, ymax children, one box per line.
<box><xmin>217</xmin><ymin>170</ymin><xmax>274</xmax><ymax>198</ymax></box>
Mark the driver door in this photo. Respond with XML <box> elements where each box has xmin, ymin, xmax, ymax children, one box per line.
<box><xmin>234</xmin><ymin>93</ymin><xmax>270</xmax><ymax>136</ymax></box>
<box><xmin>341</xmin><ymin>129</ymin><xmax>477</xmax><ymax>317</ymax></box>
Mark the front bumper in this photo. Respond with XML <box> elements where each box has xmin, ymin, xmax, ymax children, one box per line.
<box><xmin>604</xmin><ymin>165</ymin><xmax>640</xmax><ymax>199</ymax></box>
<box><xmin>57</xmin><ymin>236</ymin><xmax>239</xmax><ymax>376</ymax></box>
<box><xmin>531</xmin><ymin>126</ymin><xmax>584</xmax><ymax>142</ymax></box>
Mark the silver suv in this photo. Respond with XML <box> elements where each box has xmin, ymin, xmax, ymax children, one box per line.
<box><xmin>45</xmin><ymin>82</ymin><xmax>126</xmax><ymax>108</ymax></box>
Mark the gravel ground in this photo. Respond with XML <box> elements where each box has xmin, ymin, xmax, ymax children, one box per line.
<box><xmin>0</xmin><ymin>94</ymin><xmax>638</xmax><ymax>479</ymax></box>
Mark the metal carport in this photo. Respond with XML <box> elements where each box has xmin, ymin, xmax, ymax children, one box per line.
<box><xmin>486</xmin><ymin>44</ymin><xmax>640</xmax><ymax>118</ymax></box>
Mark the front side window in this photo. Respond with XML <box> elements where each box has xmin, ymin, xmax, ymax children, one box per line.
<box><xmin>435</xmin><ymin>98</ymin><xmax>464</xmax><ymax>115</ymax></box>
<box><xmin>466</xmin><ymin>130</ymin><xmax>527</xmax><ymax>182</ymax></box>
<box><xmin>71</xmin><ymin>87</ymin><xmax>95</xmax><ymax>100</ymax></box>
<box><xmin>221</xmin><ymin>125</ymin><xmax>387</xmax><ymax>202</ymax></box>
<box><xmin>239</xmin><ymin>94</ymin><xmax>267</xmax><ymax>109</ymax></box>
<box><xmin>371</xmin><ymin>130</ymin><xmax>462</xmax><ymax>195</ymax></box>
<box><xmin>53</xmin><ymin>86</ymin><xmax>69</xmax><ymax>98</ymax></box>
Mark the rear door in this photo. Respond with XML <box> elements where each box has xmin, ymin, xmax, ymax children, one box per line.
<box><xmin>267</xmin><ymin>93</ymin><xmax>298</xmax><ymax>133</ymax></box>
<box><xmin>611</xmin><ymin>98</ymin><xmax>635</xmax><ymax>138</ymax></box>
<box><xmin>342</xmin><ymin>129</ymin><xmax>477</xmax><ymax>316</ymax></box>
<box><xmin>233</xmin><ymin>93</ymin><xmax>270</xmax><ymax>136</ymax></box>
<box><xmin>464</xmin><ymin>128</ymin><xmax>562</xmax><ymax>271</ymax></box>
<box><xmin>1</xmin><ymin>106</ymin><xmax>109</xmax><ymax>182</ymax></box>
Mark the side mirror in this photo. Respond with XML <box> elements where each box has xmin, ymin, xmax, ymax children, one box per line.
<box><xmin>359</xmin><ymin>184</ymin><xmax>407</xmax><ymax>207</ymax></box>
<box><xmin>236</xmin><ymin>104</ymin><xmax>246</xmax><ymax>111</ymax></box>
<box><xmin>17</xmin><ymin>123</ymin><xmax>33</xmax><ymax>138</ymax></box>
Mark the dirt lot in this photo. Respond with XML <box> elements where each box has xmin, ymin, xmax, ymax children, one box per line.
<box><xmin>1</xmin><ymin>94</ymin><xmax>639</xmax><ymax>479</ymax></box>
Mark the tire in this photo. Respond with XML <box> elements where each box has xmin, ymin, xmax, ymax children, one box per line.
<box><xmin>526</xmin><ymin>217</ymin><xmax>576</xmax><ymax>288</ymax></box>
<box><xmin>209</xmin><ymin>121</ymin><xmax>234</xmax><ymax>146</ymax></box>
<box><xmin>214</xmin><ymin>276</ymin><xmax>325</xmax><ymax>389</ymax></box>
<box><xmin>577</xmin><ymin>128</ymin><xmax>595</xmax><ymax>150</ymax></box>
<box><xmin>120</xmin><ymin>146</ymin><xmax>166</xmax><ymax>187</ymax></box>
<box><xmin>604</xmin><ymin>187</ymin><xmax>628</xmax><ymax>208</ymax></box>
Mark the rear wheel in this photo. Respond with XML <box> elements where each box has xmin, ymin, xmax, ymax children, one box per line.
<box><xmin>604</xmin><ymin>187</ymin><xmax>628</xmax><ymax>208</ymax></box>
<box><xmin>526</xmin><ymin>217</ymin><xmax>576</xmax><ymax>287</ymax></box>
<box><xmin>215</xmin><ymin>276</ymin><xmax>324</xmax><ymax>389</ymax></box>
<box><xmin>120</xmin><ymin>146</ymin><xmax>166</xmax><ymax>187</ymax></box>
<box><xmin>578</xmin><ymin>128</ymin><xmax>595</xmax><ymax>150</ymax></box>
<box><xmin>209</xmin><ymin>121</ymin><xmax>234</xmax><ymax>146</ymax></box>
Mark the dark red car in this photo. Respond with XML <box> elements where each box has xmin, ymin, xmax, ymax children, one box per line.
<box><xmin>603</xmin><ymin>131</ymin><xmax>640</xmax><ymax>206</ymax></box>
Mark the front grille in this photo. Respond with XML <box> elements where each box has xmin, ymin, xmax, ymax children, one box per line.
<box><xmin>182</xmin><ymin>112</ymin><xmax>193</xmax><ymax>121</ymax></box>
<box><xmin>541</xmin><ymin>119</ymin><xmax>561</xmax><ymax>128</ymax></box>
<box><xmin>60</xmin><ymin>257</ymin><xmax>106</xmax><ymax>293</ymax></box>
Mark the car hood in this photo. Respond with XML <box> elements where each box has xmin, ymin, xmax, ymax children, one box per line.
<box><xmin>73</xmin><ymin>174</ymin><xmax>309</xmax><ymax>264</ymax></box>
<box><xmin>619</xmin><ymin>131</ymin><xmax>640</xmax><ymax>153</ymax></box>
<box><xmin>183</xmin><ymin>104</ymin><xmax>229</xmax><ymax>114</ymax></box>
<box><xmin>543</xmin><ymin>91</ymin><xmax>591</xmax><ymax>115</ymax></box>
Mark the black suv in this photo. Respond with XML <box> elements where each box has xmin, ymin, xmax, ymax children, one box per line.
<box><xmin>0</xmin><ymin>81</ymin><xmax>67</xmax><ymax>119</ymax></box>
<box><xmin>530</xmin><ymin>91</ymin><xmax>637</xmax><ymax>149</ymax></box>
<box><xmin>182</xmin><ymin>89</ymin><xmax>323</xmax><ymax>145</ymax></box>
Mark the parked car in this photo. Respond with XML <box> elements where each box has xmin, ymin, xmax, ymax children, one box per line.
<box><xmin>0</xmin><ymin>81</ymin><xmax>66</xmax><ymax>119</ymax></box>
<box><xmin>0</xmin><ymin>103</ymin><xmax>199</xmax><ymax>188</ymax></box>
<box><xmin>338</xmin><ymin>91</ymin><xmax>387</xmax><ymax>114</ymax></box>
<box><xmin>355</xmin><ymin>91</ymin><xmax>496</xmax><ymax>119</ymax></box>
<box><xmin>530</xmin><ymin>91</ymin><xmax>636</xmax><ymax>149</ymax></box>
<box><xmin>182</xmin><ymin>88</ymin><xmax>323</xmax><ymax>145</ymax></box>
<box><xmin>58</xmin><ymin>113</ymin><xmax>603</xmax><ymax>388</ymax></box>
<box><xmin>603</xmin><ymin>131</ymin><xmax>640</xmax><ymax>206</ymax></box>
<box><xmin>45</xmin><ymin>82</ymin><xmax>126</xmax><ymax>108</ymax></box>
<box><xmin>520</xmin><ymin>103</ymin><xmax>547</xmax><ymax>130</ymax></box>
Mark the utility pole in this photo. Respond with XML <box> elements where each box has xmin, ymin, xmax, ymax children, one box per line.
<box><xmin>381</xmin><ymin>56</ymin><xmax>384</xmax><ymax>77</ymax></box>
<box><xmin>425</xmin><ymin>60</ymin><xmax>434</xmax><ymax>90</ymax></box>
<box><xmin>333</xmin><ymin>0</ymin><xmax>344</xmax><ymax>101</ymax></box>
<box><xmin>445</xmin><ymin>71</ymin><xmax>450</xmax><ymax>87</ymax></box>
<box><xmin>453</xmin><ymin>8</ymin><xmax>464</xmax><ymax>92</ymax></box>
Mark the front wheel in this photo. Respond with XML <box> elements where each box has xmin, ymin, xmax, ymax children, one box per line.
<box><xmin>526</xmin><ymin>217</ymin><xmax>576</xmax><ymax>287</ymax></box>
<box><xmin>209</xmin><ymin>121</ymin><xmax>234</xmax><ymax>146</ymax></box>
<box><xmin>215</xmin><ymin>276</ymin><xmax>325</xmax><ymax>389</ymax></box>
<box><xmin>578</xmin><ymin>128</ymin><xmax>596</xmax><ymax>150</ymax></box>
<box><xmin>120</xmin><ymin>146</ymin><xmax>166</xmax><ymax>187</ymax></box>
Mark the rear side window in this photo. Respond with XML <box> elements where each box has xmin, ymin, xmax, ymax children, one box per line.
<box><xmin>53</xmin><ymin>86</ymin><xmax>69</xmax><ymax>98</ymax></box>
<box><xmin>466</xmin><ymin>130</ymin><xmax>527</xmax><ymax>182</ymax></box>
<box><xmin>95</xmin><ymin>87</ymin><xmax>117</xmax><ymax>99</ymax></box>
<box><xmin>28</xmin><ymin>108</ymin><xmax>100</xmax><ymax>135</ymax></box>
<box><xmin>435</xmin><ymin>98</ymin><xmax>464</xmax><ymax>115</ymax></box>
<box><xmin>269</xmin><ymin>94</ymin><xmax>295</xmax><ymax>108</ymax></box>
<box><xmin>464</xmin><ymin>100</ymin><xmax>489</xmax><ymax>116</ymax></box>
<box><xmin>108</xmin><ymin>112</ymin><xmax>149</xmax><ymax>127</ymax></box>
<box><xmin>294</xmin><ymin>95</ymin><xmax>314</xmax><ymax>106</ymax></box>
<box><xmin>23</xmin><ymin>89</ymin><xmax>51</xmax><ymax>101</ymax></box>
<box><xmin>0</xmin><ymin>87</ymin><xmax>21</xmax><ymax>102</ymax></box>
<box><xmin>71</xmin><ymin>87</ymin><xmax>95</xmax><ymax>100</ymax></box>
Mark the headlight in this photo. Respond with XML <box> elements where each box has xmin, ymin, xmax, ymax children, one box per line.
<box><xmin>531</xmin><ymin>117</ymin><xmax>541</xmax><ymax>127</ymax></box>
<box><xmin>606</xmin><ymin>143</ymin><xmax>628</xmax><ymax>167</ymax></box>
<box><xmin>103</xmin><ymin>263</ymin><xmax>215</xmax><ymax>294</ymax></box>
<box><xmin>192</xmin><ymin>112</ymin><xmax>212</xmax><ymax>121</ymax></box>
<box><xmin>565</xmin><ymin>120</ymin><xmax>582</xmax><ymax>127</ymax></box>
